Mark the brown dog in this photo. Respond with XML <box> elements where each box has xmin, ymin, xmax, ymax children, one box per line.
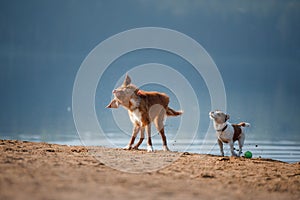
<box><xmin>107</xmin><ymin>75</ymin><xmax>182</xmax><ymax>152</ymax></box>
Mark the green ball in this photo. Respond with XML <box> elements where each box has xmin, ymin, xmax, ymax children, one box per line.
<box><xmin>244</xmin><ymin>151</ymin><xmax>252</xmax><ymax>158</ymax></box>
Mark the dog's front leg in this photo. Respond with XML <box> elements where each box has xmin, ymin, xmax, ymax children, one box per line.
<box><xmin>124</xmin><ymin>125</ymin><xmax>140</xmax><ymax>150</ymax></box>
<box><xmin>132</xmin><ymin>127</ymin><xmax>145</xmax><ymax>150</ymax></box>
<box><xmin>229</xmin><ymin>141</ymin><xmax>237</xmax><ymax>156</ymax></box>
<box><xmin>146</xmin><ymin>124</ymin><xmax>153</xmax><ymax>152</ymax></box>
<box><xmin>218</xmin><ymin>139</ymin><xmax>224</xmax><ymax>156</ymax></box>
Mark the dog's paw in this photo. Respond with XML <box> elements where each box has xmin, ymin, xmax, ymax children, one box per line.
<box><xmin>132</xmin><ymin>145</ymin><xmax>139</xmax><ymax>150</ymax></box>
<box><xmin>123</xmin><ymin>145</ymin><xmax>132</xmax><ymax>150</ymax></box>
<box><xmin>147</xmin><ymin>145</ymin><xmax>154</xmax><ymax>152</ymax></box>
<box><xmin>220</xmin><ymin>150</ymin><xmax>224</xmax><ymax>157</ymax></box>
<box><xmin>231</xmin><ymin>153</ymin><xmax>238</xmax><ymax>157</ymax></box>
<box><xmin>162</xmin><ymin>145</ymin><xmax>170</xmax><ymax>151</ymax></box>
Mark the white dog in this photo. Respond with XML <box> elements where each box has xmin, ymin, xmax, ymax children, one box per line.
<box><xmin>209</xmin><ymin>110</ymin><xmax>250</xmax><ymax>157</ymax></box>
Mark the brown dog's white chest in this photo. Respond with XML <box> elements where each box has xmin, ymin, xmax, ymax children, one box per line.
<box><xmin>128</xmin><ymin>98</ymin><xmax>145</xmax><ymax>126</ymax></box>
<box><xmin>129</xmin><ymin>109</ymin><xmax>143</xmax><ymax>126</ymax></box>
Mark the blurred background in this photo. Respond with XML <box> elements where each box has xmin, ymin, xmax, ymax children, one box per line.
<box><xmin>1</xmin><ymin>0</ymin><xmax>299</xmax><ymax>149</ymax></box>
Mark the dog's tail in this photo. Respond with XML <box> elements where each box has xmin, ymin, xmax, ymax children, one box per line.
<box><xmin>237</xmin><ymin>122</ymin><xmax>250</xmax><ymax>127</ymax></box>
<box><xmin>166</xmin><ymin>107</ymin><xmax>183</xmax><ymax>117</ymax></box>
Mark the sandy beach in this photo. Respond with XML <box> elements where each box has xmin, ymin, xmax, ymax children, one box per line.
<box><xmin>0</xmin><ymin>139</ymin><xmax>299</xmax><ymax>200</ymax></box>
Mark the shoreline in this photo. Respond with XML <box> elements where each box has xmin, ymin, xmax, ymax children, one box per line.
<box><xmin>1</xmin><ymin>139</ymin><xmax>299</xmax><ymax>200</ymax></box>
<box><xmin>4</xmin><ymin>135</ymin><xmax>300</xmax><ymax>163</ymax></box>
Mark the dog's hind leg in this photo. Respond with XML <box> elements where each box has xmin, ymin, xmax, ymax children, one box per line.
<box><xmin>159</xmin><ymin>127</ymin><xmax>169</xmax><ymax>151</ymax></box>
<box><xmin>229</xmin><ymin>141</ymin><xmax>237</xmax><ymax>156</ymax></box>
<box><xmin>132</xmin><ymin>127</ymin><xmax>145</xmax><ymax>150</ymax></box>
<box><xmin>146</xmin><ymin>125</ymin><xmax>154</xmax><ymax>152</ymax></box>
<box><xmin>158</xmin><ymin>126</ymin><xmax>169</xmax><ymax>151</ymax></box>
<box><xmin>124</xmin><ymin>125</ymin><xmax>140</xmax><ymax>150</ymax></box>
<box><xmin>154</xmin><ymin>114</ymin><xmax>169</xmax><ymax>151</ymax></box>
<box><xmin>238</xmin><ymin>134</ymin><xmax>245</xmax><ymax>156</ymax></box>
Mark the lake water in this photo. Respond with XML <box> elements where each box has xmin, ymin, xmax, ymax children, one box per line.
<box><xmin>3</xmin><ymin>133</ymin><xmax>299</xmax><ymax>164</ymax></box>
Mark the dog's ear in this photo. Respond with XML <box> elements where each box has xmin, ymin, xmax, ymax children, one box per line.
<box><xmin>123</xmin><ymin>74</ymin><xmax>131</xmax><ymax>86</ymax></box>
<box><xmin>106</xmin><ymin>99</ymin><xmax>119</xmax><ymax>108</ymax></box>
<box><xmin>225</xmin><ymin>114</ymin><xmax>230</xmax><ymax>121</ymax></box>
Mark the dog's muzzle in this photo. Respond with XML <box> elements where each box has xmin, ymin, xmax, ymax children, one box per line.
<box><xmin>209</xmin><ymin>112</ymin><xmax>215</xmax><ymax>119</ymax></box>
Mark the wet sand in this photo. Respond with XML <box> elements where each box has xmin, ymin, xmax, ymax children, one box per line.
<box><xmin>0</xmin><ymin>140</ymin><xmax>299</xmax><ymax>200</ymax></box>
